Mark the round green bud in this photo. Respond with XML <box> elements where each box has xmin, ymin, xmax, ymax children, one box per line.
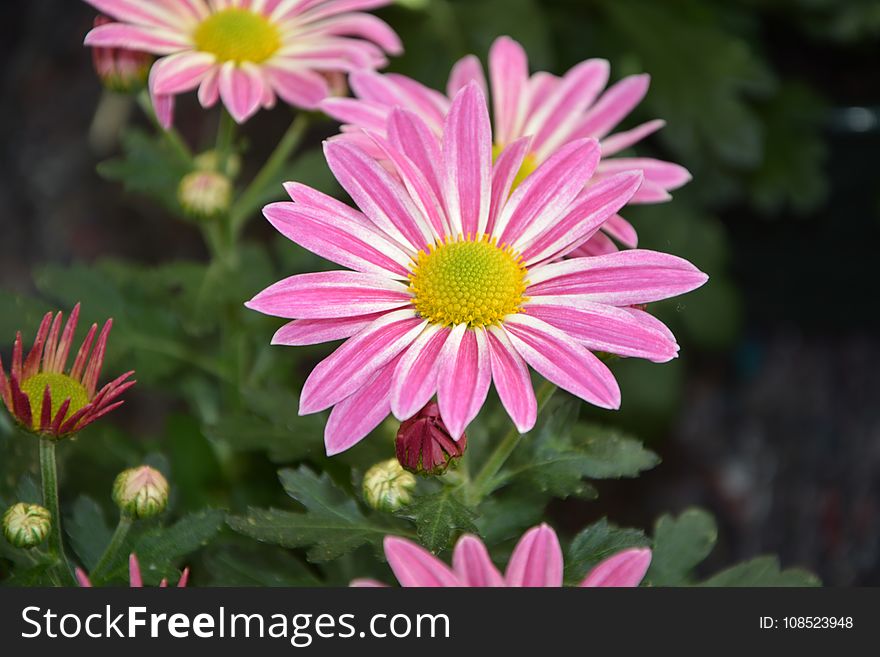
<box><xmin>178</xmin><ymin>170</ymin><xmax>232</xmax><ymax>219</ymax></box>
<box><xmin>113</xmin><ymin>466</ymin><xmax>169</xmax><ymax>519</ymax></box>
<box><xmin>363</xmin><ymin>459</ymin><xmax>417</xmax><ymax>512</ymax></box>
<box><xmin>3</xmin><ymin>503</ymin><xmax>51</xmax><ymax>549</ymax></box>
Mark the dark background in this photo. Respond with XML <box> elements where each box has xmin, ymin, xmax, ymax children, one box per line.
<box><xmin>1</xmin><ymin>0</ymin><xmax>878</xmax><ymax>585</ymax></box>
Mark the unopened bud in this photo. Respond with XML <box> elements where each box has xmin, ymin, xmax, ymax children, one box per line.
<box><xmin>193</xmin><ymin>150</ymin><xmax>241</xmax><ymax>179</ymax></box>
<box><xmin>113</xmin><ymin>466</ymin><xmax>169</xmax><ymax>519</ymax></box>
<box><xmin>396</xmin><ymin>402</ymin><xmax>467</xmax><ymax>476</ymax></box>
<box><xmin>363</xmin><ymin>459</ymin><xmax>416</xmax><ymax>512</ymax></box>
<box><xmin>91</xmin><ymin>15</ymin><xmax>153</xmax><ymax>92</ymax></box>
<box><xmin>3</xmin><ymin>503</ymin><xmax>51</xmax><ymax>549</ymax></box>
<box><xmin>178</xmin><ymin>170</ymin><xmax>232</xmax><ymax>218</ymax></box>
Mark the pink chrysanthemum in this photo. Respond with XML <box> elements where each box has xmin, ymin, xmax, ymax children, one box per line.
<box><xmin>351</xmin><ymin>524</ymin><xmax>651</xmax><ymax>588</ymax></box>
<box><xmin>247</xmin><ymin>84</ymin><xmax>707</xmax><ymax>454</ymax></box>
<box><xmin>82</xmin><ymin>0</ymin><xmax>402</xmax><ymax>126</ymax></box>
<box><xmin>323</xmin><ymin>35</ymin><xmax>690</xmax><ymax>256</ymax></box>
<box><xmin>0</xmin><ymin>304</ymin><xmax>135</xmax><ymax>439</ymax></box>
<box><xmin>77</xmin><ymin>553</ymin><xmax>190</xmax><ymax>587</ymax></box>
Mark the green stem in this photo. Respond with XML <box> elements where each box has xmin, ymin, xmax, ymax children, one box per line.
<box><xmin>230</xmin><ymin>113</ymin><xmax>311</xmax><ymax>236</ymax></box>
<box><xmin>39</xmin><ymin>439</ymin><xmax>75</xmax><ymax>585</ymax></box>
<box><xmin>468</xmin><ymin>381</ymin><xmax>558</xmax><ymax>506</ymax></box>
<box><xmin>215</xmin><ymin>108</ymin><xmax>237</xmax><ymax>173</ymax></box>
<box><xmin>136</xmin><ymin>90</ymin><xmax>192</xmax><ymax>165</ymax></box>
<box><xmin>89</xmin><ymin>515</ymin><xmax>133</xmax><ymax>584</ymax></box>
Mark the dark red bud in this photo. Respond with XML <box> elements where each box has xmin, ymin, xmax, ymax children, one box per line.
<box><xmin>395</xmin><ymin>402</ymin><xmax>466</xmax><ymax>476</ymax></box>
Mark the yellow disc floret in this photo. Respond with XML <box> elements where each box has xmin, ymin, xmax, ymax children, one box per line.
<box><xmin>493</xmin><ymin>143</ymin><xmax>539</xmax><ymax>193</ymax></box>
<box><xmin>410</xmin><ymin>236</ymin><xmax>528</xmax><ymax>328</ymax></box>
<box><xmin>194</xmin><ymin>9</ymin><xmax>281</xmax><ymax>64</ymax></box>
<box><xmin>20</xmin><ymin>372</ymin><xmax>89</xmax><ymax>430</ymax></box>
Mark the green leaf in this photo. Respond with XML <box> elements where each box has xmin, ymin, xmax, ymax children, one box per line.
<box><xmin>398</xmin><ymin>489</ymin><xmax>477</xmax><ymax>553</ymax></box>
<box><xmin>228</xmin><ymin>467</ymin><xmax>396</xmax><ymax>562</ymax></box>
<box><xmin>646</xmin><ymin>508</ymin><xmax>718</xmax><ymax>586</ymax></box>
<box><xmin>565</xmin><ymin>518</ymin><xmax>650</xmax><ymax>584</ymax></box>
<box><xmin>66</xmin><ymin>496</ymin><xmax>113</xmax><ymax>571</ymax></box>
<box><xmin>203</xmin><ymin>543</ymin><xmax>321</xmax><ymax>587</ymax></box>
<box><xmin>106</xmin><ymin>509</ymin><xmax>226</xmax><ymax>585</ymax></box>
<box><xmin>700</xmin><ymin>556</ymin><xmax>821</xmax><ymax>587</ymax></box>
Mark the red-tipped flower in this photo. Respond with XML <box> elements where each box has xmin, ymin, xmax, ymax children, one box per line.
<box><xmin>90</xmin><ymin>15</ymin><xmax>153</xmax><ymax>93</ymax></box>
<box><xmin>0</xmin><ymin>303</ymin><xmax>134</xmax><ymax>439</ymax></box>
<box><xmin>396</xmin><ymin>402</ymin><xmax>467</xmax><ymax>476</ymax></box>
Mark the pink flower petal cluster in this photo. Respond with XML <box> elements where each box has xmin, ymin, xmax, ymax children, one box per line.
<box><xmin>352</xmin><ymin>524</ymin><xmax>651</xmax><ymax>587</ymax></box>
<box><xmin>248</xmin><ymin>83</ymin><xmax>707</xmax><ymax>455</ymax></box>
<box><xmin>83</xmin><ymin>0</ymin><xmax>402</xmax><ymax>126</ymax></box>
<box><xmin>324</xmin><ymin>35</ymin><xmax>690</xmax><ymax>255</ymax></box>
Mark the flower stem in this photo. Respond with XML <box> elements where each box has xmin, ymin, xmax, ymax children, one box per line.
<box><xmin>136</xmin><ymin>90</ymin><xmax>192</xmax><ymax>165</ymax></box>
<box><xmin>468</xmin><ymin>380</ymin><xmax>558</xmax><ymax>506</ymax></box>
<box><xmin>89</xmin><ymin>514</ymin><xmax>133</xmax><ymax>584</ymax></box>
<box><xmin>39</xmin><ymin>439</ymin><xmax>76</xmax><ymax>585</ymax></box>
<box><xmin>230</xmin><ymin>113</ymin><xmax>311</xmax><ymax>236</ymax></box>
<box><xmin>215</xmin><ymin>108</ymin><xmax>237</xmax><ymax>174</ymax></box>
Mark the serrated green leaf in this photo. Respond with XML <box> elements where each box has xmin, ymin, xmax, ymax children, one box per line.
<box><xmin>229</xmin><ymin>467</ymin><xmax>398</xmax><ymax>562</ymax></box>
<box><xmin>700</xmin><ymin>556</ymin><xmax>821</xmax><ymax>587</ymax></box>
<box><xmin>647</xmin><ymin>508</ymin><xmax>718</xmax><ymax>586</ymax></box>
<box><xmin>203</xmin><ymin>543</ymin><xmax>321</xmax><ymax>587</ymax></box>
<box><xmin>66</xmin><ymin>496</ymin><xmax>113</xmax><ymax>571</ymax></box>
<box><xmin>565</xmin><ymin>518</ymin><xmax>650</xmax><ymax>584</ymax></box>
<box><xmin>398</xmin><ymin>490</ymin><xmax>477</xmax><ymax>553</ymax></box>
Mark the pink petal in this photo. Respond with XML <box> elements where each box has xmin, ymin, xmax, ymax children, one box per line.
<box><xmin>598</xmin><ymin>158</ymin><xmax>692</xmax><ymax>193</ymax></box>
<box><xmin>324</xmin><ymin>356</ymin><xmax>398</xmax><ymax>455</ymax></box>
<box><xmin>350</xmin><ymin>579</ymin><xmax>388</xmax><ymax>587</ymax></box>
<box><xmin>527</xmin><ymin>250</ymin><xmax>709</xmax><ymax>306</ymax></box>
<box><xmin>219</xmin><ymin>62</ymin><xmax>265</xmax><ymax>124</ymax></box>
<box><xmin>350</xmin><ymin>71</ymin><xmax>445</xmax><ymax>129</ymax></box>
<box><xmin>494</xmin><ymin>138</ymin><xmax>600</xmax><ymax>248</ymax></box>
<box><xmin>75</xmin><ymin>568</ymin><xmax>93</xmax><ymax>587</ymax></box>
<box><xmin>574</xmin><ymin>74</ymin><xmax>651</xmax><ymax>141</ymax></box>
<box><xmin>246</xmin><ymin>271</ymin><xmax>411</xmax><ymax>319</ymax></box>
<box><xmin>524</xmin><ymin>300</ymin><xmax>678</xmax><ymax>362</ymax></box>
<box><xmin>303</xmin><ymin>13</ymin><xmax>403</xmax><ymax>55</ymax></box>
<box><xmin>486</xmin><ymin>326</ymin><xmax>537</xmax><ymax>433</ymax></box>
<box><xmin>387</xmin><ymin>109</ymin><xmax>446</xmax><ymax>205</ymax></box>
<box><xmin>436</xmin><ymin>325</ymin><xmax>491</xmax><ymax>440</ymax></box>
<box><xmin>487</xmin><ymin>136</ymin><xmax>532</xmax><ymax>234</ymax></box>
<box><xmin>502</xmin><ymin>314</ymin><xmax>621</xmax><ymax>410</ymax></box>
<box><xmin>321</xmin><ymin>97</ymin><xmax>389</xmax><ymax>132</ymax></box>
<box><xmin>264</xmin><ymin>62</ymin><xmax>330</xmax><ymax>109</ymax></box>
<box><xmin>299</xmin><ymin>310</ymin><xmax>426</xmax><ymax>414</ymax></box>
<box><xmin>324</xmin><ymin>140</ymin><xmax>433</xmax><ymax>251</ymax></box>
<box><xmin>152</xmin><ymin>92</ymin><xmax>175</xmax><ymax>130</ymax></box>
<box><xmin>505</xmin><ymin>524</ymin><xmax>563</xmax><ymax>587</ymax></box>
<box><xmin>528</xmin><ymin>59</ymin><xmax>610</xmax><ymax>159</ymax></box>
<box><xmin>489</xmin><ymin>36</ymin><xmax>529</xmax><ymax>146</ymax></box>
<box><xmin>263</xmin><ymin>201</ymin><xmax>411</xmax><ymax>279</ymax></box>
<box><xmin>83</xmin><ymin>0</ymin><xmax>187</xmax><ymax>29</ymax></box>
<box><xmin>442</xmin><ymin>83</ymin><xmax>492</xmax><ymax>237</ymax></box>
<box><xmin>447</xmin><ymin>54</ymin><xmax>486</xmax><ymax>99</ymax></box>
<box><xmin>84</xmin><ymin>23</ymin><xmax>190</xmax><ymax>55</ymax></box>
<box><xmin>519</xmin><ymin>171</ymin><xmax>643</xmax><ymax>265</ymax></box>
<box><xmin>580</xmin><ymin>548</ymin><xmax>652</xmax><ymax>587</ymax></box>
<box><xmin>570</xmin><ymin>230</ymin><xmax>619</xmax><ymax>257</ymax></box>
<box><xmin>198</xmin><ymin>68</ymin><xmax>220</xmax><ymax>107</ymax></box>
<box><xmin>384</xmin><ymin>536</ymin><xmax>461</xmax><ymax>587</ymax></box>
<box><xmin>271</xmin><ymin>313</ymin><xmax>387</xmax><ymax>346</ymax></box>
<box><xmin>453</xmin><ymin>535</ymin><xmax>505</xmax><ymax>587</ymax></box>
<box><xmin>602</xmin><ymin>213</ymin><xmax>639</xmax><ymax>248</ymax></box>
<box><xmin>129</xmin><ymin>554</ymin><xmax>143</xmax><ymax>588</ymax></box>
<box><xmin>390</xmin><ymin>324</ymin><xmax>449</xmax><ymax>421</ymax></box>
<box><xmin>150</xmin><ymin>51</ymin><xmax>215</xmax><ymax>95</ymax></box>
<box><xmin>600</xmin><ymin>119</ymin><xmax>665</xmax><ymax>157</ymax></box>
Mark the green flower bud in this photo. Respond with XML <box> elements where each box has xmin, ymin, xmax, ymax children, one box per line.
<box><xmin>363</xmin><ymin>459</ymin><xmax>416</xmax><ymax>512</ymax></box>
<box><xmin>3</xmin><ymin>503</ymin><xmax>51</xmax><ymax>549</ymax></box>
<box><xmin>178</xmin><ymin>170</ymin><xmax>232</xmax><ymax>219</ymax></box>
<box><xmin>113</xmin><ymin>466</ymin><xmax>169</xmax><ymax>519</ymax></box>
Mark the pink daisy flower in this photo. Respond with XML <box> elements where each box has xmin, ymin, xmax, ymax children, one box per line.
<box><xmin>0</xmin><ymin>304</ymin><xmax>135</xmax><ymax>439</ymax></box>
<box><xmin>323</xmin><ymin>35</ymin><xmax>690</xmax><ymax>256</ymax></box>
<box><xmin>82</xmin><ymin>0</ymin><xmax>402</xmax><ymax>126</ymax></box>
<box><xmin>247</xmin><ymin>83</ymin><xmax>707</xmax><ymax>454</ymax></box>
<box><xmin>76</xmin><ymin>553</ymin><xmax>190</xmax><ymax>587</ymax></box>
<box><xmin>351</xmin><ymin>524</ymin><xmax>652</xmax><ymax>587</ymax></box>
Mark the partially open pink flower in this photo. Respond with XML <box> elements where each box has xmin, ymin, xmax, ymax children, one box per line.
<box><xmin>323</xmin><ymin>35</ymin><xmax>690</xmax><ymax>256</ymax></box>
<box><xmin>247</xmin><ymin>84</ymin><xmax>707</xmax><ymax>454</ymax></box>
<box><xmin>91</xmin><ymin>15</ymin><xmax>154</xmax><ymax>92</ymax></box>
<box><xmin>82</xmin><ymin>0</ymin><xmax>402</xmax><ymax>127</ymax></box>
<box><xmin>0</xmin><ymin>304</ymin><xmax>135</xmax><ymax>439</ymax></box>
<box><xmin>351</xmin><ymin>524</ymin><xmax>652</xmax><ymax>587</ymax></box>
<box><xmin>77</xmin><ymin>554</ymin><xmax>189</xmax><ymax>587</ymax></box>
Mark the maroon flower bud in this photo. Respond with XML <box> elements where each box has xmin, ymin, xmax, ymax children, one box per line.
<box><xmin>91</xmin><ymin>16</ymin><xmax>153</xmax><ymax>93</ymax></box>
<box><xmin>395</xmin><ymin>402</ymin><xmax>466</xmax><ymax>476</ymax></box>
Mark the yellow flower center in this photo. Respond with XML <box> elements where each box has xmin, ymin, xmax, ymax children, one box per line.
<box><xmin>493</xmin><ymin>143</ymin><xmax>539</xmax><ymax>192</ymax></box>
<box><xmin>20</xmin><ymin>372</ymin><xmax>89</xmax><ymax>430</ymax></box>
<box><xmin>194</xmin><ymin>9</ymin><xmax>281</xmax><ymax>64</ymax></box>
<box><xmin>409</xmin><ymin>236</ymin><xmax>528</xmax><ymax>328</ymax></box>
